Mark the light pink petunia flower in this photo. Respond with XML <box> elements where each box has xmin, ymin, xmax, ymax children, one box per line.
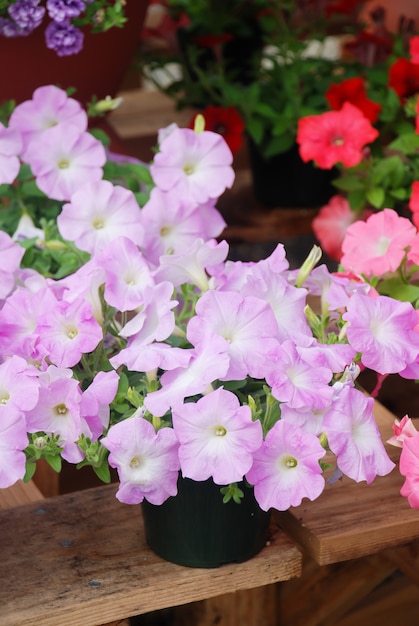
<box><xmin>23</xmin><ymin>123</ymin><xmax>106</xmax><ymax>201</ymax></box>
<box><xmin>172</xmin><ymin>388</ymin><xmax>263</xmax><ymax>485</ymax></box>
<box><xmin>323</xmin><ymin>386</ymin><xmax>395</xmax><ymax>483</ymax></box>
<box><xmin>246</xmin><ymin>420</ymin><xmax>326</xmax><ymax>511</ymax></box>
<box><xmin>101</xmin><ymin>416</ymin><xmax>180</xmax><ymax>505</ymax></box>
<box><xmin>187</xmin><ymin>289</ymin><xmax>280</xmax><ymax>380</ymax></box>
<box><xmin>343</xmin><ymin>292</ymin><xmax>419</xmax><ymax>374</ymax></box>
<box><xmin>9</xmin><ymin>84</ymin><xmax>87</xmax><ymax>153</ymax></box>
<box><xmin>36</xmin><ymin>297</ymin><xmax>103</xmax><ymax>368</ymax></box>
<box><xmin>140</xmin><ymin>186</ymin><xmax>226</xmax><ymax>266</ymax></box>
<box><xmin>58</xmin><ymin>181</ymin><xmax>144</xmax><ymax>255</ymax></box>
<box><xmin>0</xmin><ymin>411</ymin><xmax>28</xmax><ymax>488</ymax></box>
<box><xmin>387</xmin><ymin>415</ymin><xmax>418</xmax><ymax>448</ymax></box>
<box><xmin>341</xmin><ymin>208</ymin><xmax>417</xmax><ymax>277</ymax></box>
<box><xmin>0</xmin><ymin>230</ymin><xmax>25</xmax><ymax>301</ymax></box>
<box><xmin>150</xmin><ymin>127</ymin><xmax>235</xmax><ymax>204</ymax></box>
<box><xmin>0</xmin><ymin>123</ymin><xmax>22</xmax><ymax>185</ymax></box>
<box><xmin>97</xmin><ymin>236</ymin><xmax>154</xmax><ymax>311</ymax></box>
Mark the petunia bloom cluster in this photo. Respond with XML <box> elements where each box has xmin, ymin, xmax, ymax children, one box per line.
<box><xmin>0</xmin><ymin>0</ymin><xmax>126</xmax><ymax>56</ymax></box>
<box><xmin>0</xmin><ymin>84</ymin><xmax>414</xmax><ymax>513</ymax></box>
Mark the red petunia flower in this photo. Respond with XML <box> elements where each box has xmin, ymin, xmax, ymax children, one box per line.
<box><xmin>189</xmin><ymin>106</ymin><xmax>245</xmax><ymax>155</ymax></box>
<box><xmin>389</xmin><ymin>58</ymin><xmax>419</xmax><ymax>100</ymax></box>
<box><xmin>326</xmin><ymin>77</ymin><xmax>381</xmax><ymax>123</ymax></box>
<box><xmin>297</xmin><ymin>101</ymin><xmax>379</xmax><ymax>169</ymax></box>
<box><xmin>326</xmin><ymin>0</ymin><xmax>369</xmax><ymax>17</ymax></box>
<box><xmin>410</xmin><ymin>36</ymin><xmax>419</xmax><ymax>64</ymax></box>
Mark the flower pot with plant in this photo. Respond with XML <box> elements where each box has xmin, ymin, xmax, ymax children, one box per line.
<box><xmin>0</xmin><ymin>0</ymin><xmax>150</xmax><ymax>105</ymax></box>
<box><xmin>0</xmin><ymin>84</ymin><xmax>418</xmax><ymax>568</ymax></box>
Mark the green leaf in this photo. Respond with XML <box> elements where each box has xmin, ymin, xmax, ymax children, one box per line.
<box><xmin>366</xmin><ymin>187</ymin><xmax>385</xmax><ymax>208</ymax></box>
<box><xmin>378</xmin><ymin>279</ymin><xmax>419</xmax><ymax>303</ymax></box>
<box><xmin>388</xmin><ymin>133</ymin><xmax>419</xmax><ymax>155</ymax></box>
<box><xmin>46</xmin><ymin>454</ymin><xmax>62</xmax><ymax>473</ymax></box>
<box><xmin>347</xmin><ymin>189</ymin><xmax>368</xmax><ymax>211</ymax></box>
<box><xmin>93</xmin><ymin>463</ymin><xmax>111</xmax><ymax>484</ymax></box>
<box><xmin>23</xmin><ymin>462</ymin><xmax>37</xmax><ymax>483</ymax></box>
<box><xmin>332</xmin><ymin>175</ymin><xmax>366</xmax><ymax>192</ymax></box>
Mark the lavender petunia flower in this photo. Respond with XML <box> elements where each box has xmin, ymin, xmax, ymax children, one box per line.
<box><xmin>45</xmin><ymin>20</ymin><xmax>84</xmax><ymax>56</ymax></box>
<box><xmin>46</xmin><ymin>0</ymin><xmax>86</xmax><ymax>22</ymax></box>
<box><xmin>8</xmin><ymin>0</ymin><xmax>45</xmax><ymax>34</ymax></box>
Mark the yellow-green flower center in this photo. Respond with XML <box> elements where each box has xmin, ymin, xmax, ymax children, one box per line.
<box><xmin>55</xmin><ymin>403</ymin><xmax>68</xmax><ymax>416</ymax></box>
<box><xmin>214</xmin><ymin>425</ymin><xmax>227</xmax><ymax>437</ymax></box>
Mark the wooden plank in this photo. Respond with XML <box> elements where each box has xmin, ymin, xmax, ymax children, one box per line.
<box><xmin>275</xmin><ymin>400</ymin><xmax>419</xmax><ymax>565</ymax></box>
<box><xmin>108</xmin><ymin>89</ymin><xmax>195</xmax><ymax>139</ymax></box>
<box><xmin>0</xmin><ymin>480</ymin><xmax>44</xmax><ymax>510</ymax></box>
<box><xmin>0</xmin><ymin>483</ymin><xmax>301</xmax><ymax>626</ymax></box>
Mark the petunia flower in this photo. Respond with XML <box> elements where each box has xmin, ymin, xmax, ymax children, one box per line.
<box><xmin>173</xmin><ymin>387</ymin><xmax>263</xmax><ymax>484</ymax></box>
<box><xmin>388</xmin><ymin>58</ymin><xmax>419</xmax><ymax>100</ymax></box>
<box><xmin>323</xmin><ymin>386</ymin><xmax>395</xmax><ymax>483</ymax></box>
<box><xmin>58</xmin><ymin>180</ymin><xmax>144</xmax><ymax>255</ymax></box>
<box><xmin>343</xmin><ymin>292</ymin><xmax>419</xmax><ymax>374</ymax></box>
<box><xmin>297</xmin><ymin>101</ymin><xmax>379</xmax><ymax>169</ymax></box>
<box><xmin>9</xmin><ymin>84</ymin><xmax>87</xmax><ymax>153</ymax></box>
<box><xmin>399</xmin><ymin>434</ymin><xmax>419</xmax><ymax>508</ymax></box>
<box><xmin>326</xmin><ymin>77</ymin><xmax>381</xmax><ymax>123</ymax></box>
<box><xmin>312</xmin><ymin>195</ymin><xmax>366</xmax><ymax>262</ymax></box>
<box><xmin>101</xmin><ymin>416</ymin><xmax>180</xmax><ymax>505</ymax></box>
<box><xmin>246</xmin><ymin>420</ymin><xmax>326</xmax><ymax>511</ymax></box>
<box><xmin>188</xmin><ymin>106</ymin><xmax>245</xmax><ymax>155</ymax></box>
<box><xmin>23</xmin><ymin>122</ymin><xmax>106</xmax><ymax>201</ymax></box>
<box><xmin>387</xmin><ymin>415</ymin><xmax>418</xmax><ymax>448</ymax></box>
<box><xmin>0</xmin><ymin>123</ymin><xmax>22</xmax><ymax>184</ymax></box>
<box><xmin>150</xmin><ymin>126</ymin><xmax>235</xmax><ymax>204</ymax></box>
<box><xmin>341</xmin><ymin>208</ymin><xmax>417</xmax><ymax>277</ymax></box>
<box><xmin>187</xmin><ymin>289</ymin><xmax>280</xmax><ymax>380</ymax></box>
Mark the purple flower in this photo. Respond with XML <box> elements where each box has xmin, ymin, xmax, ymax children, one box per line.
<box><xmin>173</xmin><ymin>388</ymin><xmax>263</xmax><ymax>485</ymax></box>
<box><xmin>246</xmin><ymin>420</ymin><xmax>326</xmax><ymax>511</ymax></box>
<box><xmin>323</xmin><ymin>386</ymin><xmax>395</xmax><ymax>483</ymax></box>
<box><xmin>0</xmin><ymin>123</ymin><xmax>22</xmax><ymax>185</ymax></box>
<box><xmin>8</xmin><ymin>0</ymin><xmax>45</xmax><ymax>34</ymax></box>
<box><xmin>46</xmin><ymin>0</ymin><xmax>86</xmax><ymax>22</ymax></box>
<box><xmin>23</xmin><ymin>122</ymin><xmax>106</xmax><ymax>201</ymax></box>
<box><xmin>45</xmin><ymin>20</ymin><xmax>84</xmax><ymax>56</ymax></box>
<box><xmin>343</xmin><ymin>292</ymin><xmax>419</xmax><ymax>374</ymax></box>
<box><xmin>101</xmin><ymin>416</ymin><xmax>181</xmax><ymax>505</ymax></box>
<box><xmin>58</xmin><ymin>181</ymin><xmax>144</xmax><ymax>255</ymax></box>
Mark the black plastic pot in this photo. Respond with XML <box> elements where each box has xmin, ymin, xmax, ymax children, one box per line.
<box><xmin>142</xmin><ymin>475</ymin><xmax>270</xmax><ymax>568</ymax></box>
<box><xmin>248</xmin><ymin>139</ymin><xmax>337</xmax><ymax>208</ymax></box>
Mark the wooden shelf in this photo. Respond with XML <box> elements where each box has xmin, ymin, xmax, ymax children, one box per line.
<box><xmin>0</xmin><ymin>483</ymin><xmax>301</xmax><ymax>626</ymax></box>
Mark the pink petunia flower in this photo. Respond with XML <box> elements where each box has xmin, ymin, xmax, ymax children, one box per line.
<box><xmin>399</xmin><ymin>434</ymin><xmax>419</xmax><ymax>507</ymax></box>
<box><xmin>387</xmin><ymin>415</ymin><xmax>418</xmax><ymax>448</ymax></box>
<box><xmin>101</xmin><ymin>416</ymin><xmax>180</xmax><ymax>505</ymax></box>
<box><xmin>312</xmin><ymin>195</ymin><xmax>364</xmax><ymax>262</ymax></box>
<box><xmin>23</xmin><ymin>123</ymin><xmax>106</xmax><ymax>201</ymax></box>
<box><xmin>187</xmin><ymin>289</ymin><xmax>280</xmax><ymax>380</ymax></box>
<box><xmin>323</xmin><ymin>386</ymin><xmax>395</xmax><ymax>483</ymax></box>
<box><xmin>266</xmin><ymin>340</ymin><xmax>334</xmax><ymax>410</ymax></box>
<box><xmin>0</xmin><ymin>123</ymin><xmax>22</xmax><ymax>185</ymax></box>
<box><xmin>173</xmin><ymin>388</ymin><xmax>263</xmax><ymax>485</ymax></box>
<box><xmin>343</xmin><ymin>292</ymin><xmax>419</xmax><ymax>374</ymax></box>
<box><xmin>297</xmin><ymin>101</ymin><xmax>379</xmax><ymax>169</ymax></box>
<box><xmin>140</xmin><ymin>187</ymin><xmax>226</xmax><ymax>266</ymax></box>
<box><xmin>246</xmin><ymin>420</ymin><xmax>326</xmax><ymax>511</ymax></box>
<box><xmin>97</xmin><ymin>236</ymin><xmax>154</xmax><ymax>312</ymax></box>
<box><xmin>9</xmin><ymin>84</ymin><xmax>87</xmax><ymax>154</ymax></box>
<box><xmin>36</xmin><ymin>297</ymin><xmax>103</xmax><ymax>368</ymax></box>
<box><xmin>0</xmin><ymin>410</ymin><xmax>28</xmax><ymax>488</ymax></box>
<box><xmin>0</xmin><ymin>230</ymin><xmax>25</xmax><ymax>301</ymax></box>
<box><xmin>58</xmin><ymin>180</ymin><xmax>144</xmax><ymax>255</ymax></box>
<box><xmin>80</xmin><ymin>370</ymin><xmax>119</xmax><ymax>440</ymax></box>
<box><xmin>150</xmin><ymin>127</ymin><xmax>235</xmax><ymax>204</ymax></box>
<box><xmin>341</xmin><ymin>208</ymin><xmax>417</xmax><ymax>277</ymax></box>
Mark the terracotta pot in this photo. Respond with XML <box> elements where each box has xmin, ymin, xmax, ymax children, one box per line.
<box><xmin>1</xmin><ymin>0</ymin><xmax>149</xmax><ymax>106</ymax></box>
<box><xmin>142</xmin><ymin>475</ymin><xmax>270</xmax><ymax>568</ymax></box>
